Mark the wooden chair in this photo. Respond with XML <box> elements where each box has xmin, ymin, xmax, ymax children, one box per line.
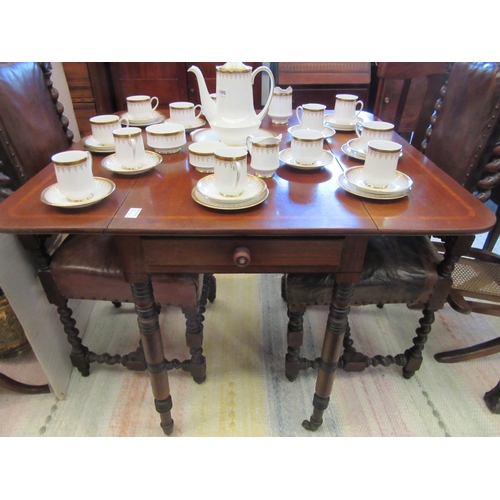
<box><xmin>423</xmin><ymin>63</ymin><xmax>500</xmax><ymax>413</ymax></box>
<box><xmin>0</xmin><ymin>62</ymin><xmax>214</xmax><ymax>386</ymax></box>
<box><xmin>283</xmin><ymin>63</ymin><xmax>500</xmax><ymax>428</ymax></box>
<box><xmin>481</xmin><ymin>143</ymin><xmax>500</xmax><ymax>252</ymax></box>
<box><xmin>374</xmin><ymin>62</ymin><xmax>450</xmax><ymax>146</ymax></box>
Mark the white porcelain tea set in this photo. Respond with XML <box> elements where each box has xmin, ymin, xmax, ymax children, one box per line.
<box><xmin>46</xmin><ymin>62</ymin><xmax>413</xmax><ymax>210</ymax></box>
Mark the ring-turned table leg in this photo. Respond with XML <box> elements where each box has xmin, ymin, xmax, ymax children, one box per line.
<box><xmin>131</xmin><ymin>281</ymin><xmax>174</xmax><ymax>435</ymax></box>
<box><xmin>303</xmin><ymin>281</ymin><xmax>354</xmax><ymax>431</ymax></box>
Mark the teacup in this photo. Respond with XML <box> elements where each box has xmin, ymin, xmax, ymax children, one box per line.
<box><xmin>188</xmin><ymin>141</ymin><xmax>224</xmax><ymax>173</ymax></box>
<box><xmin>146</xmin><ymin>123</ymin><xmax>186</xmax><ymax>154</ymax></box>
<box><xmin>169</xmin><ymin>101</ymin><xmax>202</xmax><ymax>126</ymax></box>
<box><xmin>362</xmin><ymin>139</ymin><xmax>402</xmax><ymax>188</ymax></box>
<box><xmin>355</xmin><ymin>121</ymin><xmax>394</xmax><ymax>153</ymax></box>
<box><xmin>213</xmin><ymin>147</ymin><xmax>248</xmax><ymax>197</ymax></box>
<box><xmin>126</xmin><ymin>95</ymin><xmax>159</xmax><ymax>120</ymax></box>
<box><xmin>246</xmin><ymin>134</ymin><xmax>282</xmax><ymax>178</ymax></box>
<box><xmin>291</xmin><ymin>129</ymin><xmax>324</xmax><ymax>165</ymax></box>
<box><xmin>334</xmin><ymin>94</ymin><xmax>363</xmax><ymax>123</ymax></box>
<box><xmin>113</xmin><ymin>127</ymin><xmax>146</xmax><ymax>169</ymax></box>
<box><xmin>296</xmin><ymin>103</ymin><xmax>326</xmax><ymax>131</ymax></box>
<box><xmin>51</xmin><ymin>150</ymin><xmax>95</xmax><ymax>202</ymax></box>
<box><xmin>89</xmin><ymin>115</ymin><xmax>129</xmax><ymax>145</ymax></box>
<box><xmin>268</xmin><ymin>86</ymin><xmax>293</xmax><ymax>125</ymax></box>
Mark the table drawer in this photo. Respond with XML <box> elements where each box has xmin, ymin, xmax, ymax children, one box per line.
<box><xmin>141</xmin><ymin>237</ymin><xmax>345</xmax><ymax>273</ymax></box>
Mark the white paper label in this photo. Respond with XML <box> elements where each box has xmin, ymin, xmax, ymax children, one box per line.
<box><xmin>125</xmin><ymin>208</ymin><xmax>142</xmax><ymax>218</ymax></box>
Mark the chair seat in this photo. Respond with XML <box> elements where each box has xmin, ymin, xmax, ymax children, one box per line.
<box><xmin>286</xmin><ymin>236</ymin><xmax>442</xmax><ymax>306</ymax></box>
<box><xmin>50</xmin><ymin>234</ymin><xmax>201</xmax><ymax>307</ymax></box>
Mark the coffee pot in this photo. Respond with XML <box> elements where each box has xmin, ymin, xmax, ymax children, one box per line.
<box><xmin>188</xmin><ymin>62</ymin><xmax>275</xmax><ymax>146</ymax></box>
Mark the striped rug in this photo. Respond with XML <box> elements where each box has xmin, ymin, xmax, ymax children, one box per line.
<box><xmin>1</xmin><ymin>273</ymin><xmax>499</xmax><ymax>438</ymax></box>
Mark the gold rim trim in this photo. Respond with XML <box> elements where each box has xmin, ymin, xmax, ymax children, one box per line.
<box><xmin>190</xmin><ymin>151</ymin><xmax>214</xmax><ymax>157</ymax></box>
<box><xmin>53</xmin><ymin>157</ymin><xmax>87</xmax><ymax>166</ymax></box>
<box><xmin>214</xmin><ymin>153</ymin><xmax>247</xmax><ymax>161</ymax></box>
<box><xmin>293</xmin><ymin>137</ymin><xmax>323</xmax><ymax>143</ymax></box>
<box><xmin>368</xmin><ymin>144</ymin><xmax>402</xmax><ymax>154</ymax></box>
<box><xmin>217</xmin><ymin>64</ymin><xmax>252</xmax><ymax>74</ymax></box>
<box><xmin>148</xmin><ymin>130</ymin><xmax>182</xmax><ymax>136</ymax></box>
<box><xmin>252</xmin><ymin>142</ymin><xmax>279</xmax><ymax>149</ymax></box>
<box><xmin>90</xmin><ymin>118</ymin><xmax>119</xmax><ymax>125</ymax></box>
<box><xmin>113</xmin><ymin>131</ymin><xmax>142</xmax><ymax>139</ymax></box>
<box><xmin>127</xmin><ymin>97</ymin><xmax>150</xmax><ymax>102</ymax></box>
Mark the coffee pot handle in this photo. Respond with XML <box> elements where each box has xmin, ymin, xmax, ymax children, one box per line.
<box><xmin>254</xmin><ymin>66</ymin><xmax>276</xmax><ymax>121</ymax></box>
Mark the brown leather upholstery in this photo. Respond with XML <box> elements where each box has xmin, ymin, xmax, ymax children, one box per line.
<box><xmin>284</xmin><ymin>62</ymin><xmax>500</xmax><ymax>383</ymax></box>
<box><xmin>0</xmin><ymin>62</ymin><xmax>211</xmax><ymax>381</ymax></box>
<box><xmin>50</xmin><ymin>234</ymin><xmax>201</xmax><ymax>307</ymax></box>
<box><xmin>286</xmin><ymin>236</ymin><xmax>441</xmax><ymax>307</ymax></box>
<box><xmin>0</xmin><ymin>62</ymin><xmax>73</xmax><ymax>191</ymax></box>
<box><xmin>422</xmin><ymin>62</ymin><xmax>500</xmax><ymax>199</ymax></box>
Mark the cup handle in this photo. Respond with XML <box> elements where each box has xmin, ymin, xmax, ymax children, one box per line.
<box><xmin>85</xmin><ymin>150</ymin><xmax>92</xmax><ymax>168</ymax></box>
<box><xmin>296</xmin><ymin>106</ymin><xmax>303</xmax><ymax>125</ymax></box>
<box><xmin>233</xmin><ymin>161</ymin><xmax>242</xmax><ymax>190</ymax></box>
<box><xmin>354</xmin><ymin>100</ymin><xmax>364</xmax><ymax>118</ymax></box>
<box><xmin>128</xmin><ymin>137</ymin><xmax>138</xmax><ymax>165</ymax></box>
<box><xmin>194</xmin><ymin>104</ymin><xmax>202</xmax><ymax>120</ymax></box>
<box><xmin>246</xmin><ymin>135</ymin><xmax>254</xmax><ymax>153</ymax></box>
<box><xmin>119</xmin><ymin>117</ymin><xmax>129</xmax><ymax>128</ymax></box>
<box><xmin>355</xmin><ymin>122</ymin><xmax>363</xmax><ymax>138</ymax></box>
<box><xmin>151</xmin><ymin>96</ymin><xmax>159</xmax><ymax>112</ymax></box>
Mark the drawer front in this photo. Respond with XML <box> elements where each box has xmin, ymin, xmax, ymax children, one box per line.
<box><xmin>141</xmin><ymin>237</ymin><xmax>345</xmax><ymax>273</ymax></box>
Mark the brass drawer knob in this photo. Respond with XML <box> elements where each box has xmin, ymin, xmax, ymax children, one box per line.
<box><xmin>233</xmin><ymin>247</ymin><xmax>251</xmax><ymax>267</ymax></box>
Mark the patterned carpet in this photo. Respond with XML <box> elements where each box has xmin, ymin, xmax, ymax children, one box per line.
<box><xmin>1</xmin><ymin>273</ymin><xmax>499</xmax><ymax>438</ymax></box>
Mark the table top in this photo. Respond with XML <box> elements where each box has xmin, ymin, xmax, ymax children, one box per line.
<box><xmin>0</xmin><ymin>110</ymin><xmax>495</xmax><ymax>238</ymax></box>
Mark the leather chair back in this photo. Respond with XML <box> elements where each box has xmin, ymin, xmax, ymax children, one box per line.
<box><xmin>374</xmin><ymin>62</ymin><xmax>449</xmax><ymax>146</ymax></box>
<box><xmin>422</xmin><ymin>62</ymin><xmax>500</xmax><ymax>198</ymax></box>
<box><xmin>0</xmin><ymin>62</ymin><xmax>73</xmax><ymax>192</ymax></box>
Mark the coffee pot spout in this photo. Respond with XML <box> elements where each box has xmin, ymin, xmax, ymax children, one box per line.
<box><xmin>187</xmin><ymin>65</ymin><xmax>216</xmax><ymax>122</ymax></box>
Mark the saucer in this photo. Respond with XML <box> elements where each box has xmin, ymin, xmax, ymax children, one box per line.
<box><xmin>287</xmin><ymin>124</ymin><xmax>336</xmax><ymax>139</ymax></box>
<box><xmin>83</xmin><ymin>135</ymin><xmax>115</xmax><ymax>153</ymax></box>
<box><xmin>342</xmin><ymin>166</ymin><xmax>413</xmax><ymax>195</ymax></box>
<box><xmin>40</xmin><ymin>177</ymin><xmax>116</xmax><ymax>208</ymax></box>
<box><xmin>341</xmin><ymin>140</ymin><xmax>403</xmax><ymax>161</ymax></box>
<box><xmin>120</xmin><ymin>112</ymin><xmax>166</xmax><ymax>127</ymax></box>
<box><xmin>166</xmin><ymin>117</ymin><xmax>206</xmax><ymax>131</ymax></box>
<box><xmin>192</xmin><ymin>185</ymin><xmax>269</xmax><ymax>211</ymax></box>
<box><xmin>191</xmin><ymin>128</ymin><xmax>276</xmax><ymax>146</ymax></box>
<box><xmin>196</xmin><ymin>174</ymin><xmax>267</xmax><ymax>203</ymax></box>
<box><xmin>324</xmin><ymin>113</ymin><xmax>363</xmax><ymax>131</ymax></box>
<box><xmin>101</xmin><ymin>151</ymin><xmax>162</xmax><ymax>175</ymax></box>
<box><xmin>337</xmin><ymin>173</ymin><xmax>410</xmax><ymax>200</ymax></box>
<box><xmin>279</xmin><ymin>148</ymin><xmax>334</xmax><ymax>170</ymax></box>
<box><xmin>341</xmin><ymin>139</ymin><xmax>367</xmax><ymax>160</ymax></box>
